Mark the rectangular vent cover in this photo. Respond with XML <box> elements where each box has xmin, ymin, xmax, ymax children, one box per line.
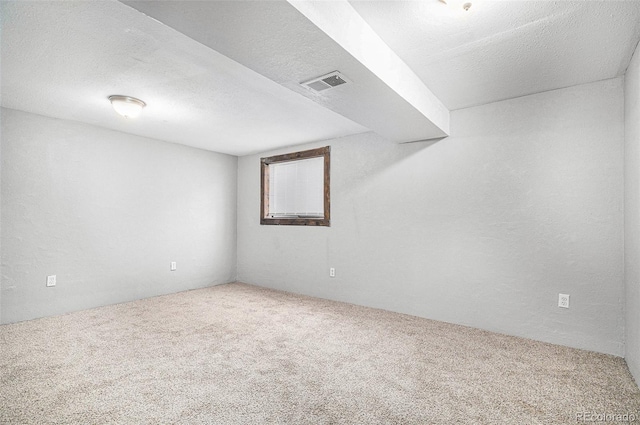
<box><xmin>301</xmin><ymin>71</ymin><xmax>349</xmax><ymax>92</ymax></box>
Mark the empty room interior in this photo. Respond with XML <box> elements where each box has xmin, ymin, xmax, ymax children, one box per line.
<box><xmin>3</xmin><ymin>0</ymin><xmax>640</xmax><ymax>423</ymax></box>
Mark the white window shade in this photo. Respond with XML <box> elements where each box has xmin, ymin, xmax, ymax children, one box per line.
<box><xmin>268</xmin><ymin>157</ymin><xmax>324</xmax><ymax>217</ymax></box>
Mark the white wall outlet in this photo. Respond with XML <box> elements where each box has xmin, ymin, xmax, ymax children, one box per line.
<box><xmin>329</xmin><ymin>267</ymin><xmax>335</xmax><ymax>278</ymax></box>
<box><xmin>170</xmin><ymin>262</ymin><xmax>177</xmax><ymax>271</ymax></box>
<box><xmin>46</xmin><ymin>275</ymin><xmax>56</xmax><ymax>287</ymax></box>
<box><xmin>558</xmin><ymin>293</ymin><xmax>570</xmax><ymax>308</ymax></box>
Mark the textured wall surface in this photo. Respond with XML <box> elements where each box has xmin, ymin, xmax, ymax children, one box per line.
<box><xmin>625</xmin><ymin>42</ymin><xmax>640</xmax><ymax>383</ymax></box>
<box><xmin>0</xmin><ymin>99</ymin><xmax>2</xmax><ymax>324</ymax></box>
<box><xmin>238</xmin><ymin>78</ymin><xmax>625</xmax><ymax>355</ymax></box>
<box><xmin>1</xmin><ymin>108</ymin><xmax>238</xmax><ymax>323</ymax></box>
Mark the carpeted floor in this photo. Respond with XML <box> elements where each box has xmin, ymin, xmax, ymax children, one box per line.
<box><xmin>1</xmin><ymin>282</ymin><xmax>639</xmax><ymax>424</ymax></box>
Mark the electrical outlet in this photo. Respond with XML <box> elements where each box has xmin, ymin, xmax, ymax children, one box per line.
<box><xmin>46</xmin><ymin>275</ymin><xmax>56</xmax><ymax>287</ymax></box>
<box><xmin>329</xmin><ymin>267</ymin><xmax>335</xmax><ymax>278</ymax></box>
<box><xmin>170</xmin><ymin>262</ymin><xmax>177</xmax><ymax>271</ymax></box>
<box><xmin>558</xmin><ymin>293</ymin><xmax>570</xmax><ymax>308</ymax></box>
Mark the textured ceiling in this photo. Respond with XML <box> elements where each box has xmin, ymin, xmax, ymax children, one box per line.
<box><xmin>0</xmin><ymin>1</ymin><xmax>367</xmax><ymax>156</ymax></box>
<box><xmin>350</xmin><ymin>0</ymin><xmax>640</xmax><ymax>110</ymax></box>
<box><xmin>123</xmin><ymin>0</ymin><xmax>450</xmax><ymax>142</ymax></box>
<box><xmin>2</xmin><ymin>0</ymin><xmax>640</xmax><ymax>155</ymax></box>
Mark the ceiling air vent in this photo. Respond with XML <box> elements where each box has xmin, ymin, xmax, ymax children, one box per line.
<box><xmin>301</xmin><ymin>71</ymin><xmax>349</xmax><ymax>92</ymax></box>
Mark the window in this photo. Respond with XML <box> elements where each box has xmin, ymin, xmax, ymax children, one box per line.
<box><xmin>261</xmin><ymin>146</ymin><xmax>330</xmax><ymax>226</ymax></box>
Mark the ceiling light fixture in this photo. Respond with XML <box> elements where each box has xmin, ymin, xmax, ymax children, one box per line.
<box><xmin>108</xmin><ymin>95</ymin><xmax>146</xmax><ymax>119</ymax></box>
<box><xmin>441</xmin><ymin>0</ymin><xmax>472</xmax><ymax>12</ymax></box>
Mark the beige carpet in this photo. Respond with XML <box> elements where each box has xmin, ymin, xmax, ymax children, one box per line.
<box><xmin>1</xmin><ymin>282</ymin><xmax>639</xmax><ymax>424</ymax></box>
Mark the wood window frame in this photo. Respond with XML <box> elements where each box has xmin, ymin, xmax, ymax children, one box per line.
<box><xmin>260</xmin><ymin>146</ymin><xmax>330</xmax><ymax>226</ymax></box>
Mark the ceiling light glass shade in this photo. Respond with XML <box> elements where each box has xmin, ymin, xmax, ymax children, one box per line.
<box><xmin>108</xmin><ymin>95</ymin><xmax>146</xmax><ymax>119</ymax></box>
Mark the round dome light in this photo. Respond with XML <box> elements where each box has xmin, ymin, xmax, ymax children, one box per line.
<box><xmin>108</xmin><ymin>95</ymin><xmax>146</xmax><ymax>119</ymax></box>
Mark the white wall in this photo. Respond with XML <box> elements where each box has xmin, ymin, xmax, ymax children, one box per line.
<box><xmin>1</xmin><ymin>108</ymin><xmax>238</xmax><ymax>323</ymax></box>
<box><xmin>0</xmin><ymin>108</ymin><xmax>2</xmax><ymax>324</ymax></box>
<box><xmin>625</xmin><ymin>41</ymin><xmax>640</xmax><ymax>383</ymax></box>
<box><xmin>238</xmin><ymin>78</ymin><xmax>625</xmax><ymax>356</ymax></box>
